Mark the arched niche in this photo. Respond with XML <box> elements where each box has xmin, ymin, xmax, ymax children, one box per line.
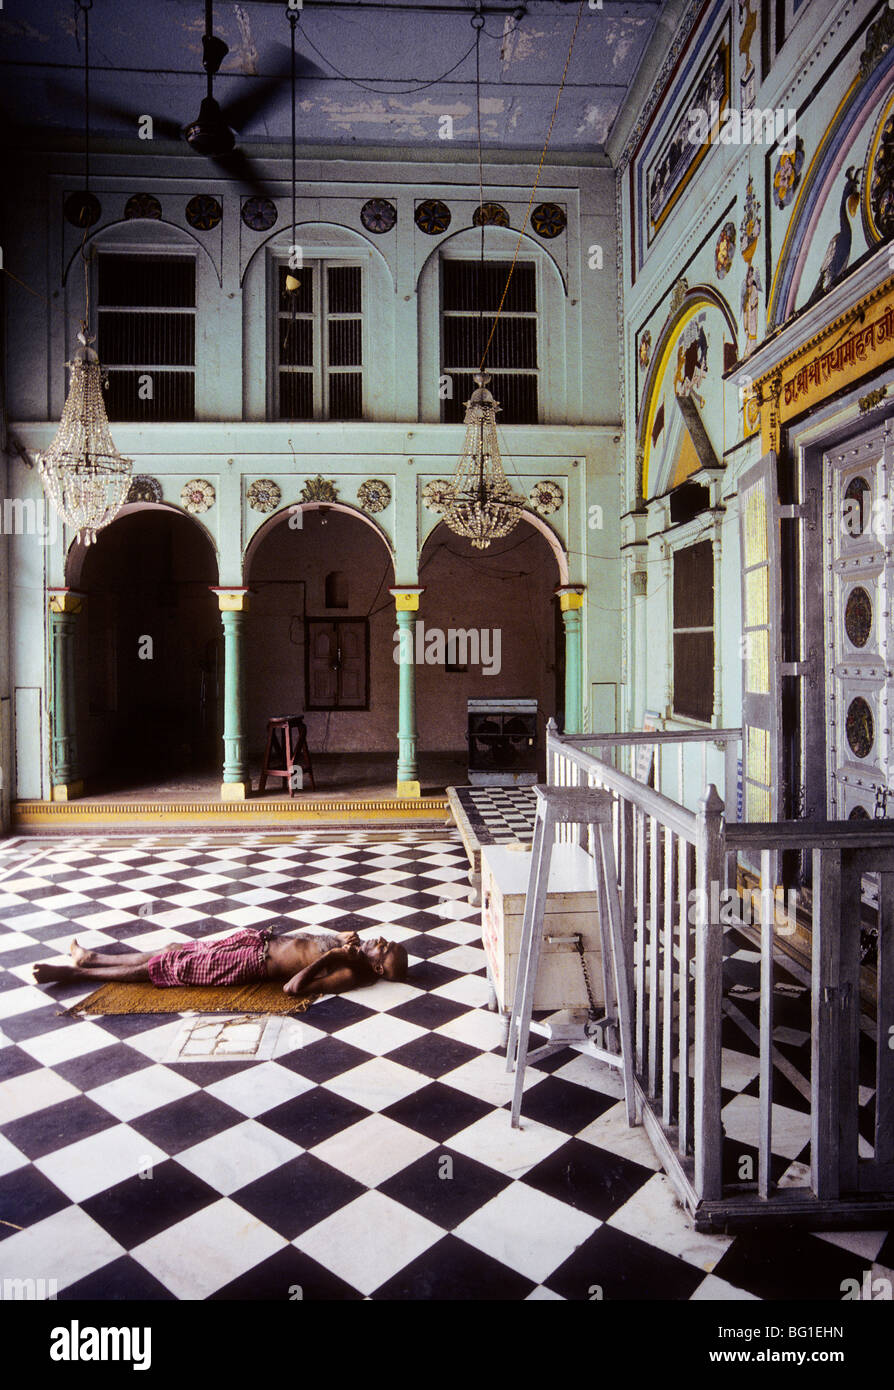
<box><xmin>54</xmin><ymin>218</ymin><xmax>222</xmax><ymax>422</ymax></box>
<box><xmin>69</xmin><ymin>502</ymin><xmax>221</xmax><ymax>789</ymax></box>
<box><xmin>415</xmin><ymin>517</ymin><xmax>564</xmax><ymax>751</ymax></box>
<box><xmin>243</xmin><ymin>499</ymin><xmax>395</xmax><ymax>580</ymax></box>
<box><xmin>241</xmin><ymin>221</ymin><xmax>396</xmax><ymax>421</ymax></box>
<box><xmin>66</xmin><ymin>500</ymin><xmax>219</xmax><ymax>590</ymax></box>
<box><xmin>418</xmin><ymin>504</ymin><xmax>569</xmax><ymax>586</ymax></box>
<box><xmin>768</xmin><ymin>44</ymin><xmax>894</xmax><ymax>328</ymax></box>
<box><xmin>416</xmin><ymin>224</ymin><xmax>570</xmax><ymax>424</ymax></box>
<box><xmin>242</xmin><ymin>502</ymin><xmax>396</xmax><ymax>763</ymax></box>
<box><xmin>636</xmin><ymin>288</ymin><xmax>738</xmax><ymax>505</ymax></box>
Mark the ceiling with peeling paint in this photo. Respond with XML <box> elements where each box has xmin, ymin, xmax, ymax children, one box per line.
<box><xmin>0</xmin><ymin>0</ymin><xmax>667</xmax><ymax>159</ymax></box>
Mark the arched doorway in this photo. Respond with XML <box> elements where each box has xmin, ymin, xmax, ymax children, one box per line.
<box><xmin>69</xmin><ymin>505</ymin><xmax>220</xmax><ymax>791</ymax></box>
<box><xmin>243</xmin><ymin>505</ymin><xmax>396</xmax><ymax>789</ymax></box>
<box><xmin>416</xmin><ymin>519</ymin><xmax>563</xmax><ymax>775</ymax></box>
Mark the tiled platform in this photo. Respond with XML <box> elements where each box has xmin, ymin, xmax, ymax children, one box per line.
<box><xmin>0</xmin><ymin>831</ymin><xmax>892</xmax><ymax>1300</ymax></box>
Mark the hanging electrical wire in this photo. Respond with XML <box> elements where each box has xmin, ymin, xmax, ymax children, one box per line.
<box><xmin>478</xmin><ymin>0</ymin><xmax>585</xmax><ymax>372</ymax></box>
<box><xmin>298</xmin><ymin>25</ymin><xmax>480</xmax><ymax>95</ymax></box>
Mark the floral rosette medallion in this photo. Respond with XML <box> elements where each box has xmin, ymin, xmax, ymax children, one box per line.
<box><xmin>357</xmin><ymin>478</ymin><xmax>391</xmax><ymax>513</ymax></box>
<box><xmin>529</xmin><ymin>480</ymin><xmax>563</xmax><ymax>515</ymax></box>
<box><xmin>180</xmin><ymin>478</ymin><xmax>216</xmax><ymax>514</ymax></box>
<box><xmin>422</xmin><ymin>479</ymin><xmax>454</xmax><ymax>513</ymax></box>
<box><xmin>126</xmin><ymin>474</ymin><xmax>163</xmax><ymax>504</ymax></box>
<box><xmin>247</xmin><ymin>479</ymin><xmax>282</xmax><ymax>513</ymax></box>
<box><xmin>361</xmin><ymin>198</ymin><xmax>397</xmax><ymax>234</ymax></box>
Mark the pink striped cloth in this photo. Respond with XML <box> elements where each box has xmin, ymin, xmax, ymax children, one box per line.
<box><xmin>147</xmin><ymin>928</ymin><xmax>272</xmax><ymax>988</ymax></box>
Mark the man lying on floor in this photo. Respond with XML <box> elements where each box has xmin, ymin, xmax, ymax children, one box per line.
<box><xmin>32</xmin><ymin>926</ymin><xmax>409</xmax><ymax>996</ymax></box>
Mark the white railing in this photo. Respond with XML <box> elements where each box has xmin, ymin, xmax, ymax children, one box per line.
<box><xmin>546</xmin><ymin>722</ymin><xmax>894</xmax><ymax>1229</ymax></box>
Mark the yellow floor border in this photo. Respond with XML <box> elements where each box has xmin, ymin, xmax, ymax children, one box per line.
<box><xmin>12</xmin><ymin>798</ymin><xmax>451</xmax><ymax>829</ymax></box>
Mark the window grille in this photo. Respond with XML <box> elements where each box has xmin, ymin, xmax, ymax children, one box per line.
<box><xmin>673</xmin><ymin>539</ymin><xmax>714</xmax><ymax>721</ymax></box>
<box><xmin>96</xmin><ymin>255</ymin><xmax>196</xmax><ymax>421</ymax></box>
<box><xmin>440</xmin><ymin>260</ymin><xmax>538</xmax><ymax>424</ymax></box>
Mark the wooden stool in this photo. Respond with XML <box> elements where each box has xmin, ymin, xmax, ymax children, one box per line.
<box><xmin>258</xmin><ymin>716</ymin><xmax>316</xmax><ymax>796</ymax></box>
<box><xmin>505</xmin><ymin>784</ymin><xmax>636</xmax><ymax>1129</ymax></box>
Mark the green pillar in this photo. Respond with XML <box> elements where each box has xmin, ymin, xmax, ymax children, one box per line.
<box><xmin>48</xmin><ymin>590</ymin><xmax>84</xmax><ymax>800</ymax></box>
<box><xmin>214</xmin><ymin>588</ymin><xmax>251</xmax><ymax>801</ymax></box>
<box><xmin>557</xmin><ymin>585</ymin><xmax>585</xmax><ymax>736</ymax></box>
<box><xmin>390</xmin><ymin>586</ymin><xmax>424</xmax><ymax>798</ymax></box>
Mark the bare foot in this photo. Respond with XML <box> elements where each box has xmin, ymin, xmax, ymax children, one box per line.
<box><xmin>69</xmin><ymin>939</ymin><xmax>93</xmax><ymax>966</ymax></box>
<box><xmin>33</xmin><ymin>962</ymin><xmax>80</xmax><ymax>984</ymax></box>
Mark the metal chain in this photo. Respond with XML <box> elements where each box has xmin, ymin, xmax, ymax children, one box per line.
<box><xmin>574</xmin><ymin>934</ymin><xmax>600</xmax><ymax>1021</ymax></box>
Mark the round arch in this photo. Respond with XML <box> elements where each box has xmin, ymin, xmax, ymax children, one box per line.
<box><xmin>768</xmin><ymin>44</ymin><xmax>894</xmax><ymax>328</ymax></box>
<box><xmin>66</xmin><ymin>501</ymin><xmax>219</xmax><ymax>590</ymax></box>
<box><xmin>415</xmin><ymin>516</ymin><xmax>565</xmax><ymax>753</ymax></box>
<box><xmin>415</xmin><ymin>223</ymin><xmax>569</xmax><ymax>296</ymax></box>
<box><xmin>242</xmin><ymin>502</ymin><xmax>398</xmax><ymax>773</ymax></box>
<box><xmin>243</xmin><ymin>499</ymin><xmax>395</xmax><ymax>583</ymax></box>
<box><xmin>418</xmin><ymin>507</ymin><xmax>569</xmax><ymax>586</ymax></box>
<box><xmin>636</xmin><ymin>286</ymin><xmax>738</xmax><ymax>505</ymax></box>
<box><xmin>62</xmin><ymin>216</ymin><xmax>222</xmax><ymax>287</ymax></box>
<box><xmin>416</xmin><ymin>223</ymin><xmax>571</xmax><ymax>422</ymax></box>
<box><xmin>70</xmin><ymin>502</ymin><xmax>222</xmax><ymax>789</ymax></box>
<box><xmin>240</xmin><ymin>218</ymin><xmax>395</xmax><ymax>290</ymax></box>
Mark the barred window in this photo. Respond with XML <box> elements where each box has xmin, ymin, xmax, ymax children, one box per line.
<box><xmin>440</xmin><ymin>259</ymin><xmax>538</xmax><ymax>424</ymax></box>
<box><xmin>276</xmin><ymin>262</ymin><xmax>363</xmax><ymax>421</ymax></box>
<box><xmin>673</xmin><ymin>540</ymin><xmax>714</xmax><ymax>722</ymax></box>
<box><xmin>96</xmin><ymin>255</ymin><xmax>196</xmax><ymax>421</ymax></box>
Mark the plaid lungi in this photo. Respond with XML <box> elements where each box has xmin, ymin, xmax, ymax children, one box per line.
<box><xmin>147</xmin><ymin>928</ymin><xmax>272</xmax><ymax>988</ymax></box>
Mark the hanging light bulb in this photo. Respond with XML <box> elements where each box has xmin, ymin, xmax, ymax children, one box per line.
<box><xmin>37</xmin><ymin>329</ymin><xmax>133</xmax><ymax>546</ymax></box>
<box><xmin>441</xmin><ymin>374</ymin><xmax>526</xmax><ymax>549</ymax></box>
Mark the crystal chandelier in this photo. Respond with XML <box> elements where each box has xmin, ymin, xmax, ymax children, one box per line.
<box><xmin>36</xmin><ymin>0</ymin><xmax>132</xmax><ymax>547</ymax></box>
<box><xmin>441</xmin><ymin>374</ymin><xmax>527</xmax><ymax>550</ymax></box>
<box><xmin>37</xmin><ymin>330</ymin><xmax>132</xmax><ymax>547</ymax></box>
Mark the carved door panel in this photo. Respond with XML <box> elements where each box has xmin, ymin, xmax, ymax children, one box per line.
<box><xmin>823</xmin><ymin>422</ymin><xmax>894</xmax><ymax>820</ymax></box>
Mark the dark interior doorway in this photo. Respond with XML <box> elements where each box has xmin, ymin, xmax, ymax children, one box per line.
<box><xmin>72</xmin><ymin>507</ymin><xmax>220</xmax><ymax>789</ymax></box>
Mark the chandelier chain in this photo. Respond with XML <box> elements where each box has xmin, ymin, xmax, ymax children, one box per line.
<box><xmin>478</xmin><ymin>0</ymin><xmax>585</xmax><ymax>372</ymax></box>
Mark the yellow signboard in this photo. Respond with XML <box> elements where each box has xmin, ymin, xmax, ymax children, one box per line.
<box><xmin>758</xmin><ymin>280</ymin><xmax>894</xmax><ymax>451</ymax></box>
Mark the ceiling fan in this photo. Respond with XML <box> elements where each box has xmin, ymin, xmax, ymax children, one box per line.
<box><xmin>54</xmin><ymin>0</ymin><xmax>324</xmax><ymax>195</ymax></box>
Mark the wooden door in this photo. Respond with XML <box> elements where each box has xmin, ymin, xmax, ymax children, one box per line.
<box><xmin>305</xmin><ymin>619</ymin><xmax>368</xmax><ymax>710</ymax></box>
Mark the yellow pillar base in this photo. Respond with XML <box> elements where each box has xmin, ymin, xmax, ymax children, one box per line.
<box><xmin>50</xmin><ymin>781</ymin><xmax>84</xmax><ymax>802</ymax></box>
<box><xmin>396</xmin><ymin>780</ymin><xmax>421</xmax><ymax>799</ymax></box>
<box><xmin>220</xmin><ymin>781</ymin><xmax>251</xmax><ymax>802</ymax></box>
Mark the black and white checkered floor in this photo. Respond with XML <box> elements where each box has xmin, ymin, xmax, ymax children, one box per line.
<box><xmin>0</xmin><ymin>831</ymin><xmax>892</xmax><ymax>1301</ymax></box>
<box><xmin>453</xmin><ymin>786</ymin><xmax>536</xmax><ymax>844</ymax></box>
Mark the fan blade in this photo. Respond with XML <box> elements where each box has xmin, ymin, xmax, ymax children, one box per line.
<box><xmin>207</xmin><ymin>147</ymin><xmax>271</xmax><ymax>199</ymax></box>
<box><xmin>46</xmin><ymin>79</ymin><xmax>182</xmax><ymax>140</ymax></box>
<box><xmin>219</xmin><ymin>44</ymin><xmax>326</xmax><ymax>132</ymax></box>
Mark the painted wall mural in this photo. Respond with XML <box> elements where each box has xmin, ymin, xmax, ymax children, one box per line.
<box><xmin>737</xmin><ymin>0</ymin><xmax>758</xmax><ymax>113</ymax></box>
<box><xmin>863</xmin><ymin>97</ymin><xmax>894</xmax><ymax>244</ymax></box>
<box><xmin>739</xmin><ymin>176</ymin><xmax>761</xmax><ymax>263</ymax></box>
<box><xmin>645</xmin><ymin>20</ymin><xmax>731</xmax><ymax>248</ymax></box>
<box><xmin>808</xmin><ymin>166</ymin><xmax>861</xmax><ymax>304</ymax></box>
<box><xmin>640</xmin><ymin>299</ymin><xmax>732</xmax><ymax>500</ymax></box>
<box><xmin>772</xmin><ymin>137</ymin><xmax>805</xmax><ymax>210</ymax></box>
<box><xmin>769</xmin><ymin>14</ymin><xmax>894</xmax><ymax>327</ymax></box>
<box><xmin>714</xmin><ymin>221</ymin><xmax>736</xmax><ymax>278</ymax></box>
<box><xmin>741</xmin><ymin>264</ymin><xmax>762</xmax><ymax>355</ymax></box>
